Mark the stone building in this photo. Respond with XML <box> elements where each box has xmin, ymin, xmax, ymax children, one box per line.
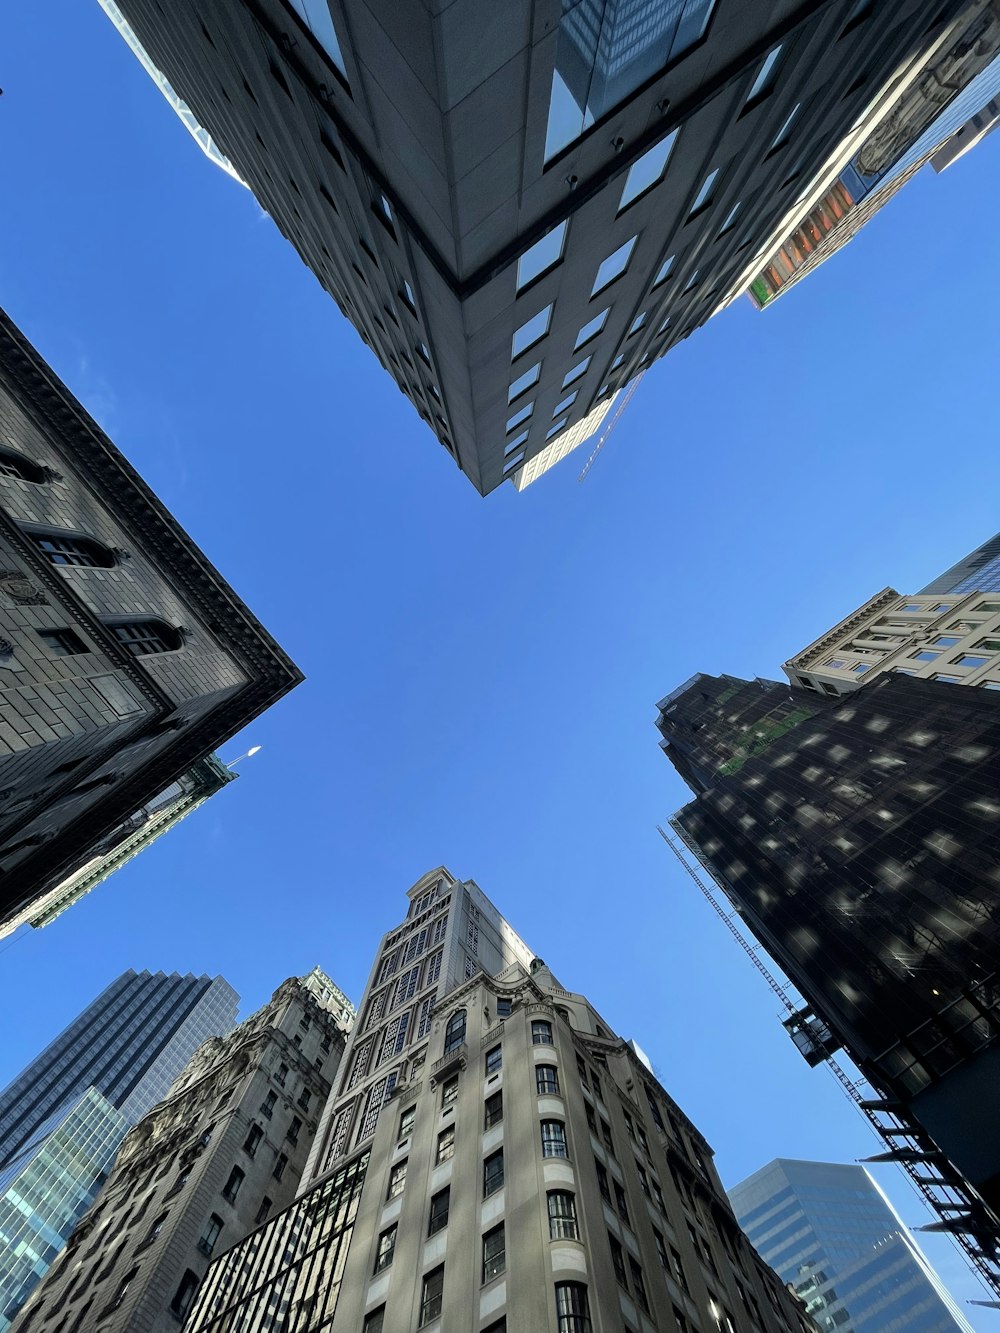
<box><xmin>184</xmin><ymin>870</ymin><xmax>818</xmax><ymax>1333</ymax></box>
<box><xmin>105</xmin><ymin>0</ymin><xmax>968</xmax><ymax>491</ymax></box>
<box><xmin>11</xmin><ymin>969</ymin><xmax>353</xmax><ymax>1333</ymax></box>
<box><xmin>0</xmin><ymin>308</ymin><xmax>301</xmax><ymax>932</ymax></box>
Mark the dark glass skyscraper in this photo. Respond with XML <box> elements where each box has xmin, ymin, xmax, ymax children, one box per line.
<box><xmin>919</xmin><ymin>531</ymin><xmax>1000</xmax><ymax>596</ymax></box>
<box><xmin>0</xmin><ymin>970</ymin><xmax>238</xmax><ymax>1329</ymax></box>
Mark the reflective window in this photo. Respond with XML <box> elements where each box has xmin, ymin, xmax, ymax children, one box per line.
<box><xmin>592</xmin><ymin>237</ymin><xmax>637</xmax><ymax>294</ymax></box>
<box><xmin>610</xmin><ymin>354</ymin><xmax>625</xmax><ymax>370</ymax></box>
<box><xmin>770</xmin><ymin>103</ymin><xmax>801</xmax><ymax>150</ymax></box>
<box><xmin>932</xmin><ymin>674</ymin><xmax>961</xmax><ymax>683</ymax></box>
<box><xmin>553</xmin><ymin>391</ymin><xmax>578</xmax><ymax>417</ymax></box>
<box><xmin>683</xmin><ymin>269</ymin><xmax>701</xmax><ymax>291</ymax></box>
<box><xmin>287</xmin><ymin>0</ymin><xmax>349</xmax><ymax>81</ymax></box>
<box><xmin>517</xmin><ymin>222</ymin><xmax>568</xmax><ymax>291</ymax></box>
<box><xmin>547</xmin><ymin>418</ymin><xmax>569</xmax><ymax>440</ymax></box>
<box><xmin>932</xmin><ymin>636</ymin><xmax>960</xmax><ymax>647</ymax></box>
<box><xmin>506</xmin><ymin>403</ymin><xmax>534</xmax><ymax>433</ymax></box>
<box><xmin>541</xmin><ymin>1120</ymin><xmax>568</xmax><ymax>1157</ymax></box>
<box><xmin>618</xmin><ymin>130</ymin><xmax>678</xmax><ymax>210</ymax></box>
<box><xmin>745</xmin><ymin>45</ymin><xmax>783</xmax><ymax>103</ymax></box>
<box><xmin>653</xmin><ymin>254</ymin><xmax>676</xmax><ymax>285</ymax></box>
<box><xmin>657</xmin><ymin>316</ymin><xmax>671</xmax><ymax>334</ymax></box>
<box><xmin>482</xmin><ymin>1224</ymin><xmax>506</xmax><ymax>1283</ymax></box>
<box><xmin>545</xmin><ymin>0</ymin><xmax>717</xmax><ymax>160</ymax></box>
<box><xmin>911</xmin><ymin>651</ymin><xmax>940</xmax><ymax>662</ymax></box>
<box><xmin>688</xmin><ymin>168</ymin><xmax>719</xmax><ymax>216</ymax></box>
<box><xmin>575</xmin><ymin>308</ymin><xmax>609</xmax><ymax>349</ymax></box>
<box><xmin>513</xmin><ymin>305</ymin><xmax>553</xmax><ymax>358</ymax></box>
<box><xmin>628</xmin><ymin>312</ymin><xmax>647</xmax><ymax>336</ymax></box>
<box><xmin>548</xmin><ymin>1191</ymin><xmax>579</xmax><ymax>1240</ymax></box>
<box><xmin>562</xmin><ymin>356</ymin><xmax>592</xmax><ymax>388</ymax></box>
<box><xmin>953</xmin><ymin>655</ymin><xmax>988</xmax><ymax>669</ymax></box>
<box><xmin>505</xmin><ymin>429</ymin><xmax>529</xmax><ymax>455</ymax></box>
<box><xmin>718</xmin><ymin>201</ymin><xmax>742</xmax><ymax>234</ymax></box>
<box><xmin>508</xmin><ymin>363</ymin><xmax>541</xmax><ymax>402</ymax></box>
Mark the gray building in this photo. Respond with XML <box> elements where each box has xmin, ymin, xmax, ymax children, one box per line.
<box><xmin>0</xmin><ymin>970</ymin><xmax>239</xmax><ymax>1330</ymax></box>
<box><xmin>0</xmin><ymin>307</ymin><xmax>301</xmax><ymax>932</ymax></box>
<box><xmin>11</xmin><ymin>968</ymin><xmax>353</xmax><ymax>1333</ymax></box>
<box><xmin>730</xmin><ymin>1160</ymin><xmax>973</xmax><ymax>1333</ymax></box>
<box><xmin>184</xmin><ymin>869</ymin><xmax>819</xmax><ymax>1333</ymax></box>
<box><xmin>105</xmin><ymin>0</ymin><xmax>969</xmax><ymax>492</ymax></box>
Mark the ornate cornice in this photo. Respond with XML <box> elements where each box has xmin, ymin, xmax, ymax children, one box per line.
<box><xmin>783</xmin><ymin>587</ymin><xmax>901</xmax><ymax>671</ymax></box>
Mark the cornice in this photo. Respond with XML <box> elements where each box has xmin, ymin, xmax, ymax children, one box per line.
<box><xmin>783</xmin><ymin>587</ymin><xmax>900</xmax><ymax>671</ymax></box>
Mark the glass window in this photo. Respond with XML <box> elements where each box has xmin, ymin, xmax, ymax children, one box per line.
<box><xmin>575</xmin><ymin>308</ymin><xmax>610</xmax><ymax>350</ymax></box>
<box><xmin>595</xmin><ymin>1159</ymin><xmax>611</xmax><ymax>1202</ymax></box>
<box><xmin>974</xmin><ymin>638</ymin><xmax>1000</xmax><ymax>652</ymax></box>
<box><xmin>745</xmin><ymin>45</ymin><xmax>783</xmax><ymax>102</ymax></box>
<box><xmin>562</xmin><ymin>356</ymin><xmax>592</xmax><ymax>388</ymax></box>
<box><xmin>555</xmin><ymin>1279</ymin><xmax>592</xmax><ymax>1332</ymax></box>
<box><xmin>517</xmin><ymin>222</ymin><xmax>568</xmax><ymax>291</ymax></box>
<box><xmin>541</xmin><ymin>1120</ymin><xmax>568</xmax><ymax>1158</ymax></box>
<box><xmin>436</xmin><ymin>1125</ymin><xmax>455</xmax><ymax>1163</ymax></box>
<box><xmin>770</xmin><ymin>102</ymin><xmax>800</xmax><ymax>149</ymax></box>
<box><xmin>364</xmin><ymin>1308</ymin><xmax>385</xmax><ymax>1333</ymax></box>
<box><xmin>483</xmin><ymin>1224</ymin><xmax>506</xmax><ymax>1283</ymax></box>
<box><xmin>243</xmin><ymin>1125</ymin><xmax>263</xmax><ymax>1157</ymax></box>
<box><xmin>171</xmin><ymin>1271</ymin><xmax>199</xmax><ymax>1320</ymax></box>
<box><xmin>428</xmin><ymin>1188</ymin><xmax>450</xmax><ymax>1235</ymax></box>
<box><xmin>536</xmin><ymin>1065</ymin><xmax>560</xmax><ymax>1095</ymax></box>
<box><xmin>629</xmin><ymin>1257</ymin><xmax>650</xmax><ymax>1312</ymax></box>
<box><xmin>653</xmin><ymin>254</ymin><xmax>676</xmax><ymax>286</ymax></box>
<box><xmin>505</xmin><ymin>429</ymin><xmax>529</xmax><ymax>455</ymax></box>
<box><xmin>443</xmin><ymin>1009</ymin><xmax>466</xmax><ymax>1053</ymax></box>
<box><xmin>497</xmin><ymin>997</ymin><xmax>513</xmax><ymax>1017</ymax></box>
<box><xmin>532</xmin><ymin>1020</ymin><xmax>554</xmax><ymax>1045</ymax></box>
<box><xmin>399</xmin><ymin>1106</ymin><xmax>416</xmax><ymax>1140</ymax></box>
<box><xmin>108</xmin><ymin>619</ymin><xmax>183</xmax><ymax>656</ymax></box>
<box><xmin>222</xmin><ymin>1167</ymin><xmax>244</xmax><ymax>1202</ymax></box>
<box><xmin>36</xmin><ymin>627</ymin><xmax>89</xmax><ymax>657</ymax></box>
<box><xmin>386</xmin><ymin>1159</ymin><xmax>407</xmax><ymax>1199</ymax></box>
<box><xmin>512</xmin><ymin>305</ymin><xmax>553</xmax><ymax>358</ymax></box>
<box><xmin>618</xmin><ymin>130</ymin><xmax>678</xmax><ymax>210</ymax></box>
<box><xmin>374</xmin><ymin>1224</ymin><xmax>397</xmax><ymax>1271</ymax></box>
<box><xmin>953</xmin><ymin>655</ymin><xmax>988</xmax><ymax>669</ymax></box>
<box><xmin>627</xmin><ymin>312</ymin><xmax>647</xmax><ymax>336</ymax></box>
<box><xmin>658</xmin><ymin>316</ymin><xmax>671</xmax><ymax>334</ymax></box>
<box><xmin>911</xmin><ymin>651</ymin><xmax>940</xmax><ymax>662</ymax></box>
<box><xmin>592</xmin><ymin>237</ymin><xmax>637</xmax><ymax>295</ymax></box>
<box><xmin>548</xmin><ymin>1190</ymin><xmax>579</xmax><ymax>1239</ymax></box>
<box><xmin>552</xmin><ymin>391</ymin><xmax>578</xmax><ymax>417</ymax></box>
<box><xmin>483</xmin><ymin>1149</ymin><xmax>504</xmax><ymax>1196</ymax></box>
<box><xmin>718</xmin><ymin>201</ymin><xmax>741</xmax><ymax>234</ymax></box>
<box><xmin>610</xmin><ymin>354</ymin><xmax>625</xmax><ymax>370</ymax></box>
<box><xmin>506</xmin><ymin>402</ymin><xmax>534</xmax><ymax>434</ymax></box>
<box><xmin>27</xmin><ymin>529</ymin><xmax>115</xmax><ymax>568</ymax></box>
<box><xmin>484</xmin><ymin>1091</ymin><xmax>504</xmax><ymax>1128</ymax></box>
<box><xmin>932</xmin><ymin>635</ymin><xmax>960</xmax><ymax>646</ymax></box>
<box><xmin>930</xmin><ymin>604</ymin><xmax>952</xmax><ymax>612</ymax></box>
<box><xmin>683</xmin><ymin>268</ymin><xmax>701</xmax><ymax>291</ymax></box>
<box><xmin>688</xmin><ymin>168</ymin><xmax>719</xmax><ymax>216</ymax></box>
<box><xmin>420</xmin><ymin>1266</ymin><xmax>444</xmax><ymax>1327</ymax></box>
<box><xmin>979</xmin><ymin>680</ymin><xmax>1000</xmax><ymax>690</ymax></box>
<box><xmin>441</xmin><ymin>1076</ymin><xmax>459</xmax><ymax>1108</ymax></box>
<box><xmin>613</xmin><ymin>1181</ymin><xmax>629</xmax><ymax>1223</ymax></box>
<box><xmin>609</xmin><ymin>1232</ymin><xmax>628</xmax><ymax>1284</ymax></box>
<box><xmin>932</xmin><ymin>674</ymin><xmax>961</xmax><ymax>683</ymax></box>
<box><xmin>975</xmin><ymin>602</ymin><xmax>1000</xmax><ymax>612</ymax></box>
<box><xmin>485</xmin><ymin>1044</ymin><xmax>502</xmax><ymax>1074</ymax></box>
<box><xmin>272</xmin><ymin>1152</ymin><xmax>288</xmax><ymax>1180</ymax></box>
<box><xmin>508</xmin><ymin>362</ymin><xmax>541</xmax><ymax>403</ymax></box>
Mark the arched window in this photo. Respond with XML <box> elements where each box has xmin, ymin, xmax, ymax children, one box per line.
<box><xmin>443</xmin><ymin>1009</ymin><xmax>466</xmax><ymax>1054</ymax></box>
<box><xmin>104</xmin><ymin>619</ymin><xmax>184</xmax><ymax>656</ymax></box>
<box><xmin>24</xmin><ymin>527</ymin><xmax>116</xmax><ymax>568</ymax></box>
<box><xmin>0</xmin><ymin>447</ymin><xmax>47</xmax><ymax>484</ymax></box>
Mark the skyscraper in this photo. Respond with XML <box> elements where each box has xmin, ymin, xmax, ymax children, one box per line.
<box><xmin>919</xmin><ymin>531</ymin><xmax>1000</xmax><ymax>597</ymax></box>
<box><xmin>11</xmin><ymin>969</ymin><xmax>353</xmax><ymax>1333</ymax></box>
<box><xmin>105</xmin><ymin>0</ymin><xmax>971</xmax><ymax>492</ymax></box>
<box><xmin>182</xmin><ymin>869</ymin><xmax>817</xmax><ymax>1333</ymax></box>
<box><xmin>657</xmin><ymin>672</ymin><xmax>1000</xmax><ymax>1294</ymax></box>
<box><xmin>0</xmin><ymin>970</ymin><xmax>239</xmax><ymax>1329</ymax></box>
<box><xmin>730</xmin><ymin>1160</ymin><xmax>974</xmax><ymax>1333</ymax></box>
<box><xmin>0</xmin><ymin>307</ymin><xmax>302</xmax><ymax>934</ymax></box>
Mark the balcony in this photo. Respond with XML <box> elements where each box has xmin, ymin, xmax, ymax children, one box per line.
<box><xmin>430</xmin><ymin>1043</ymin><xmax>467</xmax><ymax>1085</ymax></box>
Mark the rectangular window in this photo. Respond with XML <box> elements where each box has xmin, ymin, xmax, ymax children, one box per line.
<box><xmin>243</xmin><ymin>1125</ymin><xmax>263</xmax><ymax>1158</ymax></box>
<box><xmin>531</xmin><ymin>1020</ymin><xmax>553</xmax><ymax>1045</ymax></box>
<box><xmin>517</xmin><ymin>222</ymin><xmax>568</xmax><ymax>291</ymax></box>
<box><xmin>255</xmin><ymin>1197</ymin><xmax>272</xmax><ymax>1225</ymax></box>
<box><xmin>592</xmin><ymin>237</ymin><xmax>637</xmax><ymax>295</ymax></box>
<box><xmin>286</xmin><ymin>1116</ymin><xmax>302</xmax><ymax>1144</ymax></box>
<box><xmin>536</xmin><ymin>1064</ymin><xmax>559</xmax><ymax>1096</ymax></box>
<box><xmin>595</xmin><ymin>1159</ymin><xmax>611</xmax><ymax>1203</ymax></box>
<box><xmin>506</xmin><ymin>402</ymin><xmax>534</xmax><ymax>434</ymax></box>
<box><xmin>496</xmin><ymin>997</ymin><xmax>513</xmax><ymax>1017</ymax></box>
<box><xmin>374</xmin><ymin>1224</ymin><xmax>397</xmax><ymax>1272</ymax></box>
<box><xmin>485</xmin><ymin>1045</ymin><xmax>502</xmax><ymax>1075</ymax></box>
<box><xmin>420</xmin><ymin>1266</ymin><xmax>445</xmax><ymax>1326</ymax></box>
<box><xmin>483</xmin><ymin>1149</ymin><xmax>504</xmax><ymax>1197</ymax></box>
<box><xmin>484</xmin><ymin>1091</ymin><xmax>504</xmax><ymax>1129</ymax></box>
<box><xmin>769</xmin><ymin>102</ymin><xmax>801</xmax><ymax>150</ymax></box>
<box><xmin>575</xmin><ymin>308</ymin><xmax>609</xmax><ymax>350</ymax></box>
<box><xmin>613</xmin><ymin>1181</ymin><xmax>630</xmax><ymax>1224</ymax></box>
<box><xmin>548</xmin><ymin>1190</ymin><xmax>579</xmax><ymax>1240</ymax></box>
<box><xmin>561</xmin><ymin>356</ymin><xmax>592</xmax><ymax>389</ymax></box>
<box><xmin>555</xmin><ymin>1282</ymin><xmax>591</xmax><ymax>1333</ymax></box>
<box><xmin>399</xmin><ymin>1106</ymin><xmax>416</xmax><ymax>1140</ymax></box>
<box><xmin>222</xmin><ymin>1167</ymin><xmax>244</xmax><ymax>1202</ymax></box>
<box><xmin>364</xmin><ymin>1308</ymin><xmax>385</xmax><ymax>1333</ymax></box>
<box><xmin>609</xmin><ymin>1233</ymin><xmax>628</xmax><ymax>1286</ymax></box>
<box><xmin>512</xmin><ymin>305</ymin><xmax>553</xmax><ymax>359</ymax></box>
<box><xmin>585</xmin><ymin>1102</ymin><xmax>597</xmax><ymax>1133</ymax></box>
<box><xmin>441</xmin><ymin>1076</ymin><xmax>459</xmax><ymax>1109</ymax></box>
<box><xmin>636</xmin><ymin>1163</ymin><xmax>651</xmax><ymax>1196</ymax></box>
<box><xmin>508</xmin><ymin>362</ymin><xmax>541</xmax><ymax>403</ymax></box>
<box><xmin>953</xmin><ymin>654</ymin><xmax>988</xmax><ymax>668</ymax></box>
<box><xmin>171</xmin><ymin>1271</ymin><xmax>199</xmax><ymax>1320</ymax></box>
<box><xmin>671</xmin><ymin>1247</ymin><xmax>690</xmax><ymax>1293</ymax></box>
<box><xmin>745</xmin><ymin>45</ymin><xmax>783</xmax><ymax>103</ymax></box>
<box><xmin>428</xmin><ymin>1187</ymin><xmax>450</xmax><ymax>1236</ymax></box>
<box><xmin>272</xmin><ymin>1153</ymin><xmax>288</xmax><ymax>1180</ymax></box>
<box><xmin>600</xmin><ymin>1119</ymin><xmax>614</xmax><ymax>1154</ymax></box>
<box><xmin>541</xmin><ymin>1120</ymin><xmax>568</xmax><ymax>1158</ymax></box>
<box><xmin>387</xmin><ymin>1159</ymin><xmax>407</xmax><ymax>1200</ymax></box>
<box><xmin>436</xmin><ymin>1125</ymin><xmax>455</xmax><ymax>1164</ymax></box>
<box><xmin>482</xmin><ymin>1223</ymin><xmax>506</xmax><ymax>1283</ymax></box>
<box><xmin>37</xmin><ymin>627</ymin><xmax>89</xmax><ymax>657</ymax></box>
<box><xmin>618</xmin><ymin>130</ymin><xmax>678</xmax><ymax>211</ymax></box>
<box><xmin>688</xmin><ymin>168</ymin><xmax>720</xmax><ymax>216</ymax></box>
<box><xmin>629</xmin><ymin>1257</ymin><xmax>650</xmax><ymax>1312</ymax></box>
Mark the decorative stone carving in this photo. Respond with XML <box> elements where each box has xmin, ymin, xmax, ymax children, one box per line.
<box><xmin>0</xmin><ymin>570</ymin><xmax>47</xmax><ymax>605</ymax></box>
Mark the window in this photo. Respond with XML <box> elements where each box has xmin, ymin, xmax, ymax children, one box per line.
<box><xmin>670</xmin><ymin>1247</ymin><xmax>690</xmax><ymax>1293</ymax></box>
<box><xmin>399</xmin><ymin>1105</ymin><xmax>416</xmax><ymax>1140</ymax></box>
<box><xmin>483</xmin><ymin>1149</ymin><xmax>504</xmax><ymax>1196</ymax></box>
<box><xmin>286</xmin><ymin>1116</ymin><xmax>302</xmax><ymax>1144</ymax></box>
<box><xmin>255</xmin><ymin>1197</ymin><xmax>272</xmax><ymax>1225</ymax></box>
<box><xmin>108</xmin><ymin>619</ymin><xmax>183</xmax><ymax>656</ymax></box>
<box><xmin>387</xmin><ymin>1159</ymin><xmax>407</xmax><ymax>1199</ymax></box>
<box><xmin>600</xmin><ymin>1119</ymin><xmax>614</xmax><ymax>1154</ymax></box>
<box><xmin>275</xmin><ymin>1063</ymin><xmax>288</xmax><ymax>1087</ymax></box>
<box><xmin>0</xmin><ymin>447</ymin><xmax>46</xmax><ymax>483</ymax></box>
<box><xmin>508</xmin><ymin>362</ymin><xmax>541</xmax><ymax>403</ymax></box>
<box><xmin>689</xmin><ymin>168</ymin><xmax>720</xmax><ymax>216</ymax></box>
<box><xmin>482</xmin><ymin>1223</ymin><xmax>506</xmax><ymax>1282</ymax></box>
<box><xmin>401</xmin><ymin>279</ymin><xmax>416</xmax><ymax>310</ymax></box>
<box><xmin>541</xmin><ymin>1120</ymin><xmax>568</xmax><ymax>1158</ymax></box>
<box><xmin>364</xmin><ymin>1308</ymin><xmax>386</xmax><ymax>1333</ymax></box>
<box><xmin>683</xmin><ymin>268</ymin><xmax>701</xmax><ymax>292</ymax></box>
<box><xmin>441</xmin><ymin>1076</ymin><xmax>459</xmax><ymax>1109</ymax></box>
<box><xmin>436</xmin><ymin>1125</ymin><xmax>455</xmax><ymax>1164</ymax></box>
<box><xmin>585</xmin><ymin>1102</ymin><xmax>598</xmax><ymax>1134</ymax></box>
<box><xmin>555</xmin><ymin>1280</ymin><xmax>592</xmax><ymax>1333</ymax></box>
<box><xmin>592</xmin><ymin>237</ymin><xmax>637</xmax><ymax>295</ymax></box>
<box><xmin>636</xmin><ymin>1163</ymin><xmax>651</xmax><ymax>1196</ymax></box>
<box><xmin>443</xmin><ymin>1010</ymin><xmax>466</xmax><ymax>1054</ymax></box>
<box><xmin>627</xmin><ymin>312</ymin><xmax>647</xmax><ymax>337</ymax></box>
<box><xmin>517</xmin><ymin>222</ymin><xmax>568</xmax><ymax>291</ymax></box>
<box><xmin>532</xmin><ymin>1020</ymin><xmax>553</xmax><ymax>1045</ymax></box>
<box><xmin>653</xmin><ymin>1226</ymin><xmax>669</xmax><ymax>1269</ymax></box>
<box><xmin>552</xmin><ymin>391</ymin><xmax>578</xmax><ymax>417</ymax></box>
<box><xmin>548</xmin><ymin>1190</ymin><xmax>579</xmax><ymax>1240</ymax></box>
<box><xmin>769</xmin><ymin>102</ymin><xmax>801</xmax><ymax>150</ymax></box>
<box><xmin>375</xmin><ymin>1224</ymin><xmax>397</xmax><ymax>1271</ymax></box>
<box><xmin>609</xmin><ymin>1233</ymin><xmax>628</xmax><ymax>1285</ymax></box>
<box><xmin>953</xmin><ymin>655</ymin><xmax>988</xmax><ymax>669</ymax></box>
<box><xmin>420</xmin><ymin>1265</ymin><xmax>445</xmax><ymax>1325</ymax></box>
<box><xmin>428</xmin><ymin>1187</ymin><xmax>450</xmax><ymax>1235</ymax></box>
<box><xmin>243</xmin><ymin>1125</ymin><xmax>263</xmax><ymax>1158</ymax></box>
<box><xmin>37</xmin><ymin>627</ymin><xmax>89</xmax><ymax>657</ymax></box>
<box><xmin>198</xmin><ymin>1214</ymin><xmax>223</xmax><ymax>1257</ymax></box>
<box><xmin>513</xmin><ymin>305</ymin><xmax>553</xmax><ymax>358</ymax></box>
<box><xmin>484</xmin><ymin>1091</ymin><xmax>504</xmax><ymax>1129</ymax></box>
<box><xmin>108</xmin><ymin>1264</ymin><xmax>138</xmax><ymax>1311</ymax></box>
<box><xmin>595</xmin><ymin>1160</ymin><xmax>611</xmax><ymax>1203</ymax></box>
<box><xmin>171</xmin><ymin>1271</ymin><xmax>199</xmax><ymax>1319</ymax></box>
<box><xmin>618</xmin><ymin>130</ymin><xmax>678</xmax><ymax>211</ymax></box>
<box><xmin>273</xmin><ymin>1153</ymin><xmax>288</xmax><ymax>1180</ymax></box>
<box><xmin>546</xmin><ymin>418</ymin><xmax>569</xmax><ymax>440</ymax></box>
<box><xmin>506</xmin><ymin>402</ymin><xmax>533</xmax><ymax>434</ymax></box>
<box><xmin>745</xmin><ymin>45</ymin><xmax>783</xmax><ymax>103</ymax></box>
<box><xmin>718</xmin><ymin>201</ymin><xmax>742</xmax><ymax>235</ymax></box>
<box><xmin>911</xmin><ymin>650</ymin><xmax>940</xmax><ymax>662</ymax></box>
<box><xmin>536</xmin><ymin>1065</ymin><xmax>559</xmax><ymax>1096</ymax></box>
<box><xmin>485</xmin><ymin>1045</ymin><xmax>502</xmax><ymax>1075</ymax></box>
<box><xmin>613</xmin><ymin>1181</ymin><xmax>630</xmax><ymax>1224</ymax></box>
<box><xmin>496</xmin><ymin>997</ymin><xmax>513</xmax><ymax>1018</ymax></box>
<box><xmin>27</xmin><ymin>529</ymin><xmax>115</xmax><ymax>568</ymax></box>
<box><xmin>142</xmin><ymin>1211</ymin><xmax>168</xmax><ymax>1246</ymax></box>
<box><xmin>561</xmin><ymin>356</ymin><xmax>592</xmax><ymax>388</ymax></box>
<box><xmin>629</xmin><ymin>1257</ymin><xmax>650</xmax><ymax>1312</ymax></box>
<box><xmin>222</xmin><ymin>1167</ymin><xmax>244</xmax><ymax>1202</ymax></box>
<box><xmin>975</xmin><ymin>638</ymin><xmax>1000</xmax><ymax>652</ymax></box>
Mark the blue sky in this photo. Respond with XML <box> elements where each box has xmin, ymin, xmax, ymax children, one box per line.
<box><xmin>3</xmin><ymin>3</ymin><xmax>999</xmax><ymax>1323</ymax></box>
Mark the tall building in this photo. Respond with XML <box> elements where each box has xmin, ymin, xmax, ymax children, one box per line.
<box><xmin>11</xmin><ymin>968</ymin><xmax>353</xmax><ymax>1333</ymax></box>
<box><xmin>105</xmin><ymin>0</ymin><xmax>971</xmax><ymax>493</ymax></box>
<box><xmin>183</xmin><ymin>869</ymin><xmax>817</xmax><ymax>1333</ymax></box>
<box><xmin>730</xmin><ymin>1160</ymin><xmax>974</xmax><ymax>1333</ymax></box>
<box><xmin>0</xmin><ymin>307</ymin><xmax>301</xmax><ymax>933</ymax></box>
<box><xmin>0</xmin><ymin>970</ymin><xmax>239</xmax><ymax>1329</ymax></box>
<box><xmin>919</xmin><ymin>531</ymin><xmax>1000</xmax><ymax>597</ymax></box>
<box><xmin>0</xmin><ymin>753</ymin><xmax>236</xmax><ymax>941</ymax></box>
<box><xmin>656</xmin><ymin>672</ymin><xmax>1000</xmax><ymax>1293</ymax></box>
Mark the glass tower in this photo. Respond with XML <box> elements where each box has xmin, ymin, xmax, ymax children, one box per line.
<box><xmin>919</xmin><ymin>531</ymin><xmax>1000</xmax><ymax>595</ymax></box>
<box><xmin>0</xmin><ymin>970</ymin><xmax>238</xmax><ymax>1329</ymax></box>
<box><xmin>730</xmin><ymin>1160</ymin><xmax>974</xmax><ymax>1333</ymax></box>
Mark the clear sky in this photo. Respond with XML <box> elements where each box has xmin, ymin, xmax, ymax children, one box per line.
<box><xmin>2</xmin><ymin>3</ymin><xmax>999</xmax><ymax>1324</ymax></box>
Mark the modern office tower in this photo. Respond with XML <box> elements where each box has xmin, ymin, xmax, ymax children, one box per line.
<box><xmin>0</xmin><ymin>753</ymin><xmax>236</xmax><ymax>941</ymax></box>
<box><xmin>919</xmin><ymin>531</ymin><xmax>1000</xmax><ymax>597</ymax></box>
<box><xmin>105</xmin><ymin>0</ymin><xmax>968</xmax><ymax>494</ymax></box>
<box><xmin>0</xmin><ymin>308</ymin><xmax>301</xmax><ymax>934</ymax></box>
<box><xmin>748</xmin><ymin>8</ymin><xmax>1000</xmax><ymax>309</ymax></box>
<box><xmin>657</xmin><ymin>672</ymin><xmax>1000</xmax><ymax>1294</ymax></box>
<box><xmin>0</xmin><ymin>970</ymin><xmax>239</xmax><ymax>1329</ymax></box>
<box><xmin>730</xmin><ymin>1160</ymin><xmax>974</xmax><ymax>1333</ymax></box>
<box><xmin>11</xmin><ymin>968</ymin><xmax>354</xmax><ymax>1333</ymax></box>
<box><xmin>182</xmin><ymin>868</ymin><xmax>817</xmax><ymax>1333</ymax></box>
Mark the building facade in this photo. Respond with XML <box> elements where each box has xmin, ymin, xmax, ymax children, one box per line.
<box><xmin>918</xmin><ymin>531</ymin><xmax>1000</xmax><ymax>597</ymax></box>
<box><xmin>730</xmin><ymin>1160</ymin><xmax>973</xmax><ymax>1333</ymax></box>
<box><xmin>106</xmin><ymin>0</ymin><xmax>969</xmax><ymax>492</ymax></box>
<box><xmin>184</xmin><ymin>869</ymin><xmax>818</xmax><ymax>1333</ymax></box>
<box><xmin>11</xmin><ymin>969</ymin><xmax>353</xmax><ymax>1333</ymax></box>
<box><xmin>657</xmin><ymin>672</ymin><xmax>1000</xmax><ymax>1291</ymax></box>
<box><xmin>0</xmin><ymin>308</ymin><xmax>301</xmax><ymax>932</ymax></box>
<box><xmin>0</xmin><ymin>970</ymin><xmax>239</xmax><ymax>1330</ymax></box>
